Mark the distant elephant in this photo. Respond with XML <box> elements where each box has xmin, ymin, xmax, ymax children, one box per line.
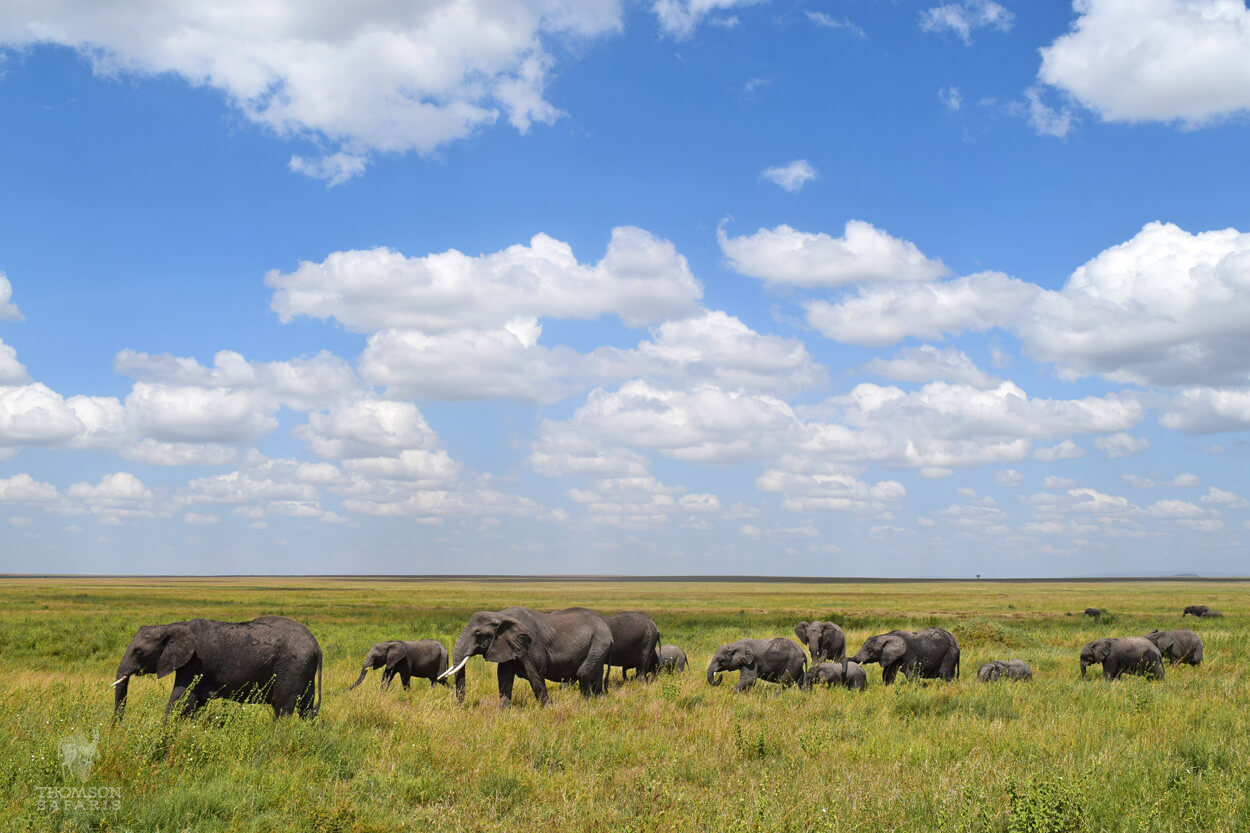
<box><xmin>603</xmin><ymin>611</ymin><xmax>661</xmax><ymax>686</ymax></box>
<box><xmin>849</xmin><ymin>627</ymin><xmax>960</xmax><ymax>685</ymax></box>
<box><xmin>1084</xmin><ymin>608</ymin><xmax>1101</xmax><ymax>619</ymax></box>
<box><xmin>794</xmin><ymin>620</ymin><xmax>846</xmax><ymax>662</ymax></box>
<box><xmin>976</xmin><ymin>659</ymin><xmax>1033</xmax><ymax>682</ymax></box>
<box><xmin>1079</xmin><ymin>637</ymin><xmax>1164</xmax><ymax>680</ymax></box>
<box><xmin>113</xmin><ymin>616</ymin><xmax>322</xmax><ymax>720</ymax></box>
<box><xmin>1182</xmin><ymin>605</ymin><xmax>1223</xmax><ymax>618</ymax></box>
<box><xmin>443</xmin><ymin>607</ymin><xmax>613</xmax><ymax>707</ymax></box>
<box><xmin>349</xmin><ymin>640</ymin><xmax>449</xmax><ymax>690</ymax></box>
<box><xmin>657</xmin><ymin>644</ymin><xmax>688</xmax><ymax>673</ymax></box>
<box><xmin>804</xmin><ymin>661</ymin><xmax>867</xmax><ymax>691</ymax></box>
<box><xmin>1143</xmin><ymin>629</ymin><xmax>1203</xmax><ymax>665</ymax></box>
<box><xmin>707</xmin><ymin>638</ymin><xmax>806</xmax><ymax>691</ymax></box>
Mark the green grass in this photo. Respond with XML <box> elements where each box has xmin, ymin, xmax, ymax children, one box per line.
<box><xmin>1</xmin><ymin>578</ymin><xmax>1247</xmax><ymax>832</ymax></box>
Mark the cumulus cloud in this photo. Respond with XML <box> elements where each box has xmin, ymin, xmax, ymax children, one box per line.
<box><xmin>761</xmin><ymin>159</ymin><xmax>817</xmax><ymax>192</ymax></box>
<box><xmin>269</xmin><ymin>227</ymin><xmax>701</xmax><ymax>333</ymax></box>
<box><xmin>1093</xmin><ymin>433</ymin><xmax>1150</xmax><ymax>459</ymax></box>
<box><xmin>805</xmin><ymin>272</ymin><xmax>1038</xmax><ymax>346</ymax></box>
<box><xmin>1038</xmin><ymin>0</ymin><xmax>1250</xmax><ymax>127</ymax></box>
<box><xmin>994</xmin><ymin>469</ymin><xmax>1025</xmax><ymax>487</ymax></box>
<box><xmin>0</xmin><ymin>473</ymin><xmax>59</xmax><ymax>503</ymax></box>
<box><xmin>861</xmin><ymin>345</ymin><xmax>998</xmax><ymax>389</ymax></box>
<box><xmin>287</xmin><ymin>152</ymin><xmax>368</xmax><ymax>187</ymax></box>
<box><xmin>1033</xmin><ymin>440</ymin><xmax>1085</xmax><ymax>461</ymax></box>
<box><xmin>0</xmin><ymin>273</ymin><xmax>21</xmax><ymax>320</ymax></box>
<box><xmin>1202</xmin><ymin>486</ymin><xmax>1248</xmax><ymax>508</ymax></box>
<box><xmin>0</xmin><ymin>338</ymin><xmax>30</xmax><ymax>385</ymax></box>
<box><xmin>1160</xmin><ymin>387</ymin><xmax>1250</xmax><ymax>434</ymax></box>
<box><xmin>756</xmin><ymin>457</ymin><xmax>906</xmax><ymax>514</ymax></box>
<box><xmin>0</xmin><ymin>0</ymin><xmax>624</xmax><ymax>177</ymax></box>
<box><xmin>919</xmin><ymin>1</ymin><xmax>1013</xmax><ymax>44</ymax></box>
<box><xmin>652</xmin><ymin>0</ymin><xmax>764</xmax><ymax>39</ymax></box>
<box><xmin>295</xmin><ymin>399</ymin><xmax>442</xmax><ymax>459</ymax></box>
<box><xmin>720</xmin><ymin>221</ymin><xmax>949</xmax><ymax>287</ymax></box>
<box><xmin>1121</xmin><ymin>472</ymin><xmax>1201</xmax><ymax>488</ymax></box>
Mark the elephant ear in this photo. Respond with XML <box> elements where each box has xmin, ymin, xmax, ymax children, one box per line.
<box><xmin>384</xmin><ymin>643</ymin><xmax>406</xmax><ymax>671</ymax></box>
<box><xmin>157</xmin><ymin>624</ymin><xmax>196</xmax><ymax>678</ymax></box>
<box><xmin>485</xmin><ymin>617</ymin><xmax>531</xmax><ymax>663</ymax></box>
<box><xmin>795</xmin><ymin>622</ymin><xmax>810</xmax><ymax>642</ymax></box>
<box><xmin>1092</xmin><ymin>640</ymin><xmax>1112</xmax><ymax>661</ymax></box>
<box><xmin>738</xmin><ymin>646</ymin><xmax>756</xmax><ymax>668</ymax></box>
<box><xmin>879</xmin><ymin>635</ymin><xmax>907</xmax><ymax>667</ymax></box>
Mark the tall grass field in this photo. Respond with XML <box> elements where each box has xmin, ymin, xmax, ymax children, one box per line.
<box><xmin>1</xmin><ymin>578</ymin><xmax>1246</xmax><ymax>832</ymax></box>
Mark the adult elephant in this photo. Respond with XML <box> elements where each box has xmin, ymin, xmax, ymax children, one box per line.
<box><xmin>794</xmin><ymin>620</ymin><xmax>846</xmax><ymax>662</ymax></box>
<box><xmin>1143</xmin><ymin>629</ymin><xmax>1204</xmax><ymax>665</ymax></box>
<box><xmin>112</xmin><ymin>616</ymin><xmax>322</xmax><ymax>720</ymax></box>
<box><xmin>442</xmin><ymin>607</ymin><xmax>612</xmax><ymax>707</ymax></box>
<box><xmin>603</xmin><ymin>611</ymin><xmax>661</xmax><ymax>686</ymax></box>
<box><xmin>976</xmin><ymin>659</ymin><xmax>1033</xmax><ymax>682</ymax></box>
<box><xmin>1079</xmin><ymin>637</ymin><xmax>1164</xmax><ymax>680</ymax></box>
<box><xmin>657</xmin><ymin>644</ymin><xmax>688</xmax><ymax>673</ymax></box>
<box><xmin>349</xmin><ymin>640</ymin><xmax>448</xmax><ymax>691</ymax></box>
<box><xmin>706</xmin><ymin>638</ymin><xmax>806</xmax><ymax>691</ymax></box>
<box><xmin>1182</xmin><ymin>605</ymin><xmax>1223</xmax><ymax>618</ymax></box>
<box><xmin>848</xmin><ymin>627</ymin><xmax>960</xmax><ymax>685</ymax></box>
<box><xmin>1084</xmin><ymin>608</ymin><xmax>1102</xmax><ymax>619</ymax></box>
<box><xmin>804</xmin><ymin>661</ymin><xmax>867</xmax><ymax>691</ymax></box>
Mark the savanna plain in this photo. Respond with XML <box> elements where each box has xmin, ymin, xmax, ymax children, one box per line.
<box><xmin>1</xmin><ymin>578</ymin><xmax>1247</xmax><ymax>832</ymax></box>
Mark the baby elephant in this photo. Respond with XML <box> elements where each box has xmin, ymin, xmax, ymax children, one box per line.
<box><xmin>1079</xmin><ymin>637</ymin><xmax>1164</xmax><ymax>681</ymax></box>
<box><xmin>707</xmin><ymin>638</ymin><xmax>807</xmax><ymax>691</ymax></box>
<box><xmin>1084</xmin><ymin>607</ymin><xmax>1101</xmax><ymax>619</ymax></box>
<box><xmin>976</xmin><ymin>659</ymin><xmax>1033</xmax><ymax>682</ymax></box>
<box><xmin>349</xmin><ymin>640</ymin><xmax>449</xmax><ymax>691</ymax></box>
<box><xmin>1182</xmin><ymin>605</ymin><xmax>1223</xmax><ymax>618</ymax></box>
<box><xmin>804</xmin><ymin>661</ymin><xmax>867</xmax><ymax>691</ymax></box>
<box><xmin>657</xmin><ymin>644</ymin><xmax>688</xmax><ymax>673</ymax></box>
<box><xmin>1143</xmin><ymin>629</ymin><xmax>1204</xmax><ymax>665</ymax></box>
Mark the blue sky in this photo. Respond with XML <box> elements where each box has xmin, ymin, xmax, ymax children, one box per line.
<box><xmin>1</xmin><ymin>0</ymin><xmax>1249</xmax><ymax>576</ymax></box>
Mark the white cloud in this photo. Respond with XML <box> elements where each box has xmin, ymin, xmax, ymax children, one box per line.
<box><xmin>183</xmin><ymin>512</ymin><xmax>221</xmax><ymax>525</ymax></box>
<box><xmin>0</xmin><ymin>473</ymin><xmax>59</xmax><ymax>503</ymax></box>
<box><xmin>805</xmin><ymin>271</ymin><xmax>1038</xmax><ymax>346</ymax></box>
<box><xmin>0</xmin><ymin>384</ymin><xmax>92</xmax><ymax>448</ymax></box>
<box><xmin>994</xmin><ymin>469</ymin><xmax>1025</xmax><ymax>487</ymax></box>
<box><xmin>1121</xmin><ymin>472</ymin><xmax>1202</xmax><ymax>488</ymax></box>
<box><xmin>67</xmin><ymin>472</ymin><xmax>152</xmax><ymax>502</ymax></box>
<box><xmin>0</xmin><ymin>338</ymin><xmax>29</xmax><ymax>384</ymax></box>
<box><xmin>1144</xmin><ymin>499</ymin><xmax>1207</xmax><ymax>519</ymax></box>
<box><xmin>756</xmin><ymin>457</ymin><xmax>906</xmax><ymax>513</ymax></box>
<box><xmin>1093</xmin><ymin>433</ymin><xmax>1150</xmax><ymax>459</ymax></box>
<box><xmin>0</xmin><ymin>273</ymin><xmax>21</xmax><ymax>320</ymax></box>
<box><xmin>761</xmin><ymin>159</ymin><xmax>817</xmax><ymax>192</ymax></box>
<box><xmin>287</xmin><ymin>152</ymin><xmax>368</xmax><ymax>187</ymax></box>
<box><xmin>1038</xmin><ymin>0</ymin><xmax>1250</xmax><ymax>127</ymax></box>
<box><xmin>919</xmin><ymin>1</ymin><xmax>1013</xmax><ymax>44</ymax></box>
<box><xmin>862</xmin><ymin>345</ymin><xmax>998</xmax><ymax>389</ymax></box>
<box><xmin>1202</xmin><ymin>486</ymin><xmax>1248</xmax><ymax>508</ymax></box>
<box><xmin>124</xmin><ymin>383</ymin><xmax>278</xmax><ymax>444</ymax></box>
<box><xmin>0</xmin><ymin>1</ymin><xmax>625</xmax><ymax>176</ymax></box>
<box><xmin>939</xmin><ymin>86</ymin><xmax>962</xmax><ymax>111</ymax></box>
<box><xmin>295</xmin><ymin>399</ymin><xmax>442</xmax><ymax>459</ymax></box>
<box><xmin>806</xmin><ymin>12</ymin><xmax>865</xmax><ymax>38</ymax></box>
<box><xmin>269</xmin><ymin>227</ymin><xmax>701</xmax><ymax>333</ymax></box>
<box><xmin>1033</xmin><ymin>440</ymin><xmax>1085</xmax><ymax>461</ymax></box>
<box><xmin>720</xmin><ymin>221</ymin><xmax>949</xmax><ymax>288</ymax></box>
<box><xmin>738</xmin><ymin>523</ymin><xmax>762</xmax><ymax>537</ymax></box>
<box><xmin>652</xmin><ymin>0</ymin><xmax>764</xmax><ymax>39</ymax></box>
<box><xmin>1021</xmin><ymin>86</ymin><xmax>1077</xmax><ymax>138</ymax></box>
<box><xmin>1160</xmin><ymin>387</ymin><xmax>1250</xmax><ymax>434</ymax></box>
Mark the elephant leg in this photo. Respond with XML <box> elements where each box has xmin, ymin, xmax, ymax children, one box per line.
<box><xmin>939</xmin><ymin>653</ymin><xmax>958</xmax><ymax>681</ymax></box>
<box><xmin>400</xmin><ymin>671</ymin><xmax>411</xmax><ymax>691</ymax></box>
<box><xmin>735</xmin><ymin>668</ymin><xmax>758</xmax><ymax>692</ymax></box>
<box><xmin>497</xmin><ymin>664</ymin><xmax>516</xmax><ymax>708</ymax></box>
<box><xmin>296</xmin><ymin>682</ymin><xmax>316</xmax><ymax>719</ymax></box>
<box><xmin>380</xmin><ymin>669</ymin><xmax>393</xmax><ymax>690</ymax></box>
<box><xmin>525</xmin><ymin>668</ymin><xmax>550</xmax><ymax>705</ymax></box>
<box><xmin>165</xmin><ymin>684</ymin><xmax>191</xmax><ymax>719</ymax></box>
<box><xmin>882</xmin><ymin>664</ymin><xmax>898</xmax><ymax>686</ymax></box>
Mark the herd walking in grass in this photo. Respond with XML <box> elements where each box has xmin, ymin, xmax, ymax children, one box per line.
<box><xmin>110</xmin><ymin>602</ymin><xmax>1215</xmax><ymax>720</ymax></box>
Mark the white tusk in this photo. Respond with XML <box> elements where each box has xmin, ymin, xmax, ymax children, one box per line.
<box><xmin>438</xmin><ymin>656</ymin><xmax>470</xmax><ymax>680</ymax></box>
<box><xmin>111</xmin><ymin>676</ymin><xmax>129</xmax><ymax>687</ymax></box>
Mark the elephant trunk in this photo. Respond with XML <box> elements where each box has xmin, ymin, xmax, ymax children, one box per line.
<box><xmin>448</xmin><ymin>629</ymin><xmax>475</xmax><ymax>703</ymax></box>
<box><xmin>1080</xmin><ymin>660</ymin><xmax>1089</xmax><ymax>679</ymax></box>
<box><xmin>707</xmin><ymin>659</ymin><xmax>723</xmax><ymax>686</ymax></box>
<box><xmin>112</xmin><ymin>655</ymin><xmax>138</xmax><ymax>720</ymax></box>
<box><xmin>348</xmin><ymin>665</ymin><xmax>370</xmax><ymax>690</ymax></box>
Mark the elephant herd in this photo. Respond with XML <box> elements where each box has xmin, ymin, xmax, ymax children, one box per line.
<box><xmin>108</xmin><ymin>601</ymin><xmax>1221</xmax><ymax>720</ymax></box>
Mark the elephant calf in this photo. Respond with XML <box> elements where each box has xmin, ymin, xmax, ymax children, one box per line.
<box><xmin>657</xmin><ymin>644</ymin><xmax>688</xmax><ymax>673</ymax></box>
<box><xmin>1143</xmin><ymin>629</ymin><xmax>1203</xmax><ymax>665</ymax></box>
<box><xmin>804</xmin><ymin>661</ymin><xmax>867</xmax><ymax>691</ymax></box>
<box><xmin>1080</xmin><ymin>637</ymin><xmax>1164</xmax><ymax>681</ymax></box>
<box><xmin>349</xmin><ymin>640</ymin><xmax>449</xmax><ymax>691</ymax></box>
<box><xmin>707</xmin><ymin>638</ymin><xmax>807</xmax><ymax>691</ymax></box>
<box><xmin>976</xmin><ymin>659</ymin><xmax>1033</xmax><ymax>682</ymax></box>
<box><xmin>1084</xmin><ymin>607</ymin><xmax>1101</xmax><ymax>618</ymax></box>
<box><xmin>795</xmin><ymin>620</ymin><xmax>846</xmax><ymax>662</ymax></box>
<box><xmin>849</xmin><ymin>627</ymin><xmax>960</xmax><ymax>685</ymax></box>
<box><xmin>1182</xmin><ymin>605</ymin><xmax>1223</xmax><ymax>618</ymax></box>
<box><xmin>113</xmin><ymin>616</ymin><xmax>322</xmax><ymax>720</ymax></box>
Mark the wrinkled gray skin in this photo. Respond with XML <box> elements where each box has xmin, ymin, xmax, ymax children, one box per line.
<box><xmin>976</xmin><ymin>659</ymin><xmax>1033</xmax><ymax>682</ymax></box>
<box><xmin>447</xmin><ymin>607</ymin><xmax>613</xmax><ymax>707</ymax></box>
<box><xmin>113</xmin><ymin>616</ymin><xmax>322</xmax><ymax>720</ymax></box>
<box><xmin>803</xmin><ymin>661</ymin><xmax>867</xmax><ymax>691</ymax></box>
<box><xmin>849</xmin><ymin>627</ymin><xmax>960</xmax><ymax>685</ymax></box>
<box><xmin>603</xmin><ymin>611</ymin><xmax>661</xmax><ymax>686</ymax></box>
<box><xmin>707</xmin><ymin>638</ymin><xmax>807</xmax><ymax>691</ymax></box>
<box><xmin>657</xmin><ymin>644</ymin><xmax>688</xmax><ymax>673</ymax></box>
<box><xmin>1143</xmin><ymin>629</ymin><xmax>1204</xmax><ymax>665</ymax></box>
<box><xmin>794</xmin><ymin>621</ymin><xmax>846</xmax><ymax>662</ymax></box>
<box><xmin>1080</xmin><ymin>637</ymin><xmax>1164</xmax><ymax>680</ymax></box>
<box><xmin>349</xmin><ymin>640</ymin><xmax>449</xmax><ymax>691</ymax></box>
<box><xmin>1084</xmin><ymin>608</ymin><xmax>1101</xmax><ymax>618</ymax></box>
<box><xmin>1182</xmin><ymin>605</ymin><xmax>1223</xmax><ymax>618</ymax></box>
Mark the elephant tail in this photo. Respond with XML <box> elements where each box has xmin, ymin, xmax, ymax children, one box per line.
<box><xmin>314</xmin><ymin>652</ymin><xmax>323</xmax><ymax>718</ymax></box>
